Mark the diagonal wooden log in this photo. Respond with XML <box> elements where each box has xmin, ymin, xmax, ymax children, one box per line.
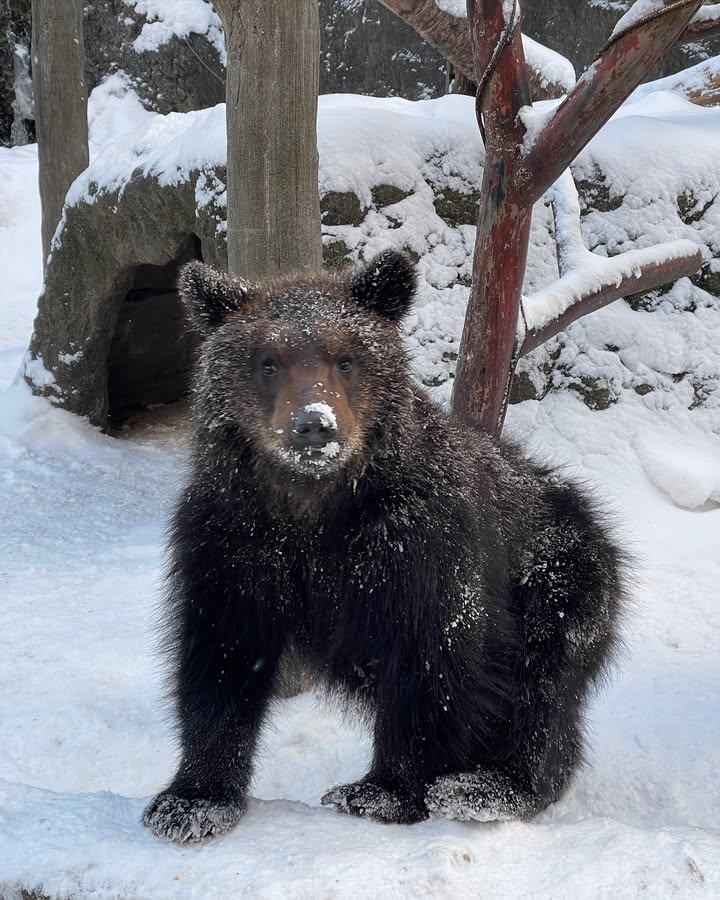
<box><xmin>376</xmin><ymin>0</ymin><xmax>574</xmax><ymax>99</ymax></box>
<box><xmin>377</xmin><ymin>0</ymin><xmax>476</xmax><ymax>81</ymax></box>
<box><xmin>450</xmin><ymin>0</ymin><xmax>704</xmax><ymax>435</ymax></box>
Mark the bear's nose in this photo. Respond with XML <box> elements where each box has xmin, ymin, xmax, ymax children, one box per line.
<box><xmin>291</xmin><ymin>408</ymin><xmax>337</xmax><ymax>449</ymax></box>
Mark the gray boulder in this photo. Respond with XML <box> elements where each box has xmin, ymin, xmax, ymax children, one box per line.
<box><xmin>26</xmin><ymin>168</ymin><xmax>227</xmax><ymax>427</ymax></box>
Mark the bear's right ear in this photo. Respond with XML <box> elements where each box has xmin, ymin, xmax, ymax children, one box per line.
<box><xmin>349</xmin><ymin>250</ymin><xmax>416</xmax><ymax>323</ymax></box>
<box><xmin>178</xmin><ymin>261</ymin><xmax>251</xmax><ymax>335</ymax></box>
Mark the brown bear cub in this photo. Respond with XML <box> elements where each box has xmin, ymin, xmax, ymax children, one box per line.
<box><xmin>142</xmin><ymin>251</ymin><xmax>626</xmax><ymax>843</ymax></box>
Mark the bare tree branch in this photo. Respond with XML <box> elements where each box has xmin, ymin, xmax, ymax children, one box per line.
<box><xmin>521</xmin><ymin>0</ymin><xmax>704</xmax><ymax>205</ymax></box>
<box><xmin>377</xmin><ymin>0</ymin><xmax>717</xmax><ymax>101</ymax></box>
<box><xmin>376</xmin><ymin>0</ymin><xmax>575</xmax><ymax>99</ymax></box>
<box><xmin>518</xmin><ymin>171</ymin><xmax>703</xmax><ymax>356</ymax></box>
<box><xmin>674</xmin><ymin>2</ymin><xmax>720</xmax><ymax>44</ymax></box>
<box><xmin>450</xmin><ymin>0</ymin><xmax>704</xmax><ymax>435</ymax></box>
<box><xmin>377</xmin><ymin>0</ymin><xmax>476</xmax><ymax>82</ymax></box>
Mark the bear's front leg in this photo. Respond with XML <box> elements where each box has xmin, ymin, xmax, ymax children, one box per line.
<box><xmin>143</xmin><ymin>521</ymin><xmax>283</xmax><ymax>842</ymax></box>
<box><xmin>321</xmin><ymin>696</ymin><xmax>429</xmax><ymax>825</ymax></box>
<box><xmin>142</xmin><ymin>642</ymin><xmax>280</xmax><ymax>841</ymax></box>
<box><xmin>321</xmin><ymin>777</ymin><xmax>427</xmax><ymax>825</ymax></box>
<box><xmin>143</xmin><ymin>641</ymin><xmax>281</xmax><ymax>841</ymax></box>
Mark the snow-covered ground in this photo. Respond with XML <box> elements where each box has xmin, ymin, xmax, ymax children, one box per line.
<box><xmin>1</xmin><ymin>95</ymin><xmax>720</xmax><ymax>896</ymax></box>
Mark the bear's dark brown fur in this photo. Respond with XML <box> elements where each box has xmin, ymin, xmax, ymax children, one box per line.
<box><xmin>142</xmin><ymin>251</ymin><xmax>626</xmax><ymax>843</ymax></box>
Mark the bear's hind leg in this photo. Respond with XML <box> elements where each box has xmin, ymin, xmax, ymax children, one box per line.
<box><xmin>489</xmin><ymin>493</ymin><xmax>623</xmax><ymax>818</ymax></box>
<box><xmin>428</xmin><ymin>489</ymin><xmax>624</xmax><ymax>823</ymax></box>
<box><xmin>425</xmin><ymin>767</ymin><xmax>541</xmax><ymax>822</ymax></box>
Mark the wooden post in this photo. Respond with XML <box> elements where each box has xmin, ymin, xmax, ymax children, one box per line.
<box><xmin>215</xmin><ymin>0</ymin><xmax>322</xmax><ymax>281</ymax></box>
<box><xmin>32</xmin><ymin>0</ymin><xmax>89</xmax><ymax>269</ymax></box>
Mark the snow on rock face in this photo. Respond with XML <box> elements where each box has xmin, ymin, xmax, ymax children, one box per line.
<box><xmin>45</xmin><ymin>80</ymin><xmax>720</xmax><ymax>425</ymax></box>
<box><xmin>125</xmin><ymin>0</ymin><xmax>225</xmax><ymax>62</ymax></box>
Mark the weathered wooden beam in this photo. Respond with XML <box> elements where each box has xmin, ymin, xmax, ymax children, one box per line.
<box><xmin>214</xmin><ymin>0</ymin><xmax>322</xmax><ymax>280</ymax></box>
<box><xmin>31</xmin><ymin>0</ymin><xmax>89</xmax><ymax>269</ymax></box>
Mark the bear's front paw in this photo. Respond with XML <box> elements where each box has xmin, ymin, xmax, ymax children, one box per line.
<box><xmin>142</xmin><ymin>791</ymin><xmax>244</xmax><ymax>843</ymax></box>
<box><xmin>321</xmin><ymin>780</ymin><xmax>427</xmax><ymax>824</ymax></box>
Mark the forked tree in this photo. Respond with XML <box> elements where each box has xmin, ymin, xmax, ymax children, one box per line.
<box><xmin>381</xmin><ymin>0</ymin><xmax>718</xmax><ymax>434</ymax></box>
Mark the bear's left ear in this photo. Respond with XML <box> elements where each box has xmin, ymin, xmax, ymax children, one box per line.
<box><xmin>349</xmin><ymin>250</ymin><xmax>416</xmax><ymax>323</ymax></box>
<box><xmin>178</xmin><ymin>261</ymin><xmax>251</xmax><ymax>335</ymax></box>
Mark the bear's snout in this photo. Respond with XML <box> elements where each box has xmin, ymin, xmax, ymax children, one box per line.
<box><xmin>290</xmin><ymin>403</ymin><xmax>339</xmax><ymax>451</ymax></box>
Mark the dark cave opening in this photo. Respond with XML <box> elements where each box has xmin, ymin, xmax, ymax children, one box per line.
<box><xmin>107</xmin><ymin>234</ymin><xmax>202</xmax><ymax>428</ymax></box>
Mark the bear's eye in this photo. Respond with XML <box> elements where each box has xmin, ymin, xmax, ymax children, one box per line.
<box><xmin>337</xmin><ymin>356</ymin><xmax>354</xmax><ymax>374</ymax></box>
<box><xmin>261</xmin><ymin>357</ymin><xmax>279</xmax><ymax>377</ymax></box>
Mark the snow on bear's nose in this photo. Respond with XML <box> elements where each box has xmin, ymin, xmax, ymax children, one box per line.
<box><xmin>290</xmin><ymin>402</ymin><xmax>338</xmax><ymax>450</ymax></box>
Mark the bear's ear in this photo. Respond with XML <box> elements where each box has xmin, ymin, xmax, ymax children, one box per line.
<box><xmin>349</xmin><ymin>250</ymin><xmax>416</xmax><ymax>322</ymax></box>
<box><xmin>178</xmin><ymin>261</ymin><xmax>251</xmax><ymax>334</ymax></box>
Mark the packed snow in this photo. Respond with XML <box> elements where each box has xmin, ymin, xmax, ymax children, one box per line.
<box><xmin>522</xmin><ymin>35</ymin><xmax>577</xmax><ymax>92</ymax></box>
<box><xmin>1</xmin><ymin>68</ymin><xmax>720</xmax><ymax>899</ymax></box>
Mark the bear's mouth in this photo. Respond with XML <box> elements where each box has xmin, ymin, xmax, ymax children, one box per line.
<box><xmin>274</xmin><ymin>441</ymin><xmax>348</xmax><ymax>478</ymax></box>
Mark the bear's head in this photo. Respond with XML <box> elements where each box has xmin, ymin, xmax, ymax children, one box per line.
<box><xmin>179</xmin><ymin>251</ymin><xmax>417</xmax><ymax>485</ymax></box>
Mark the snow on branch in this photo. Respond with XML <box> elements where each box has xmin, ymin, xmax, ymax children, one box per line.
<box><xmin>379</xmin><ymin>0</ymin><xmax>716</xmax><ymax>103</ymax></box>
<box><xmin>677</xmin><ymin>3</ymin><xmax>720</xmax><ymax>43</ymax></box>
<box><xmin>517</xmin><ymin>171</ymin><xmax>702</xmax><ymax>356</ymax></box>
<box><xmin>613</xmin><ymin>0</ymin><xmax>720</xmax><ymax>44</ymax></box>
<box><xmin>521</xmin><ymin>0</ymin><xmax>705</xmax><ymax>204</ymax></box>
